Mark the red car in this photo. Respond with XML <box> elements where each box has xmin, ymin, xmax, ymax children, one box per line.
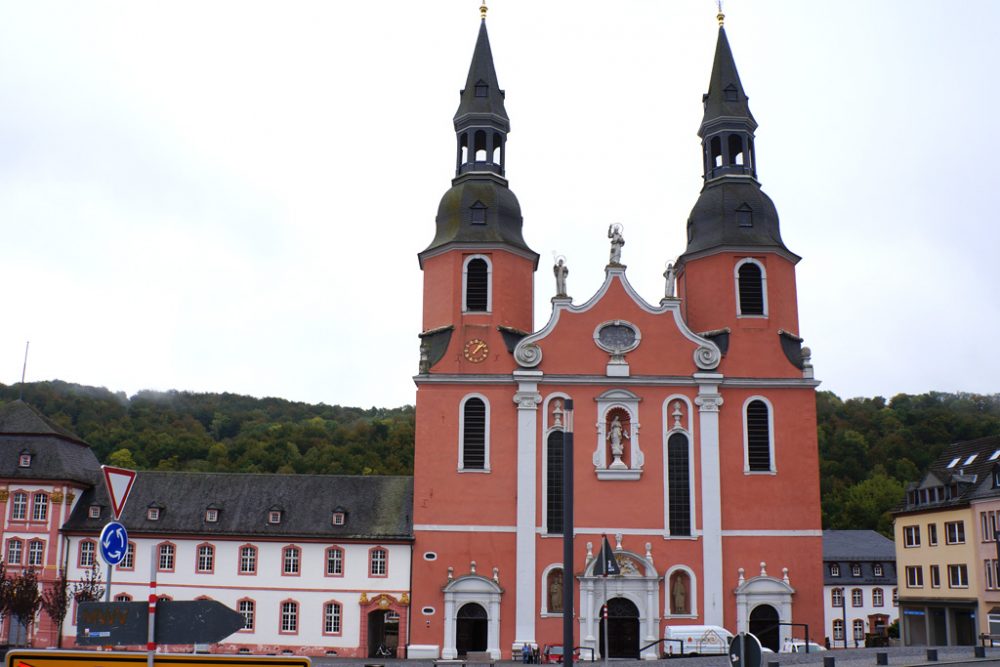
<box><xmin>542</xmin><ymin>645</ymin><xmax>578</xmax><ymax>664</ymax></box>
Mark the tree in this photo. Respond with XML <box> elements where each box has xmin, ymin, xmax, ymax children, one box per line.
<box><xmin>40</xmin><ymin>570</ymin><xmax>71</xmax><ymax>648</ymax></box>
<box><xmin>72</xmin><ymin>566</ymin><xmax>105</xmax><ymax>604</ymax></box>
<box><xmin>7</xmin><ymin>568</ymin><xmax>42</xmax><ymax>647</ymax></box>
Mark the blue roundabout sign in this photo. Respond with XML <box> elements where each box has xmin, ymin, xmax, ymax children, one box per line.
<box><xmin>99</xmin><ymin>521</ymin><xmax>129</xmax><ymax>566</ymax></box>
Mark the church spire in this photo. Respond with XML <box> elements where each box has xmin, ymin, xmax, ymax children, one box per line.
<box><xmin>419</xmin><ymin>7</ymin><xmax>536</xmax><ymax>265</ymax></box>
<box><xmin>679</xmin><ymin>21</ymin><xmax>793</xmax><ymax>263</ymax></box>
<box><xmin>453</xmin><ymin>12</ymin><xmax>509</xmax><ymax>176</ymax></box>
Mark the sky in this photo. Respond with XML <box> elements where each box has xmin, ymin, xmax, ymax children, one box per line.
<box><xmin>1</xmin><ymin>1</ymin><xmax>998</xmax><ymax>409</ymax></box>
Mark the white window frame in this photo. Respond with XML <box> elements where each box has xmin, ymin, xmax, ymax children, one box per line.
<box><xmin>327</xmin><ymin>547</ymin><xmax>344</xmax><ymax>575</ymax></box>
<box><xmin>32</xmin><ymin>493</ymin><xmax>48</xmax><ymax>521</ymax></box>
<box><xmin>742</xmin><ymin>395</ymin><xmax>775</xmax><ymax>474</ymax></box>
<box><xmin>945</xmin><ymin>520</ymin><xmax>965</xmax><ymax>545</ymax></box>
<box><xmin>734</xmin><ymin>257</ymin><xmax>768</xmax><ymax>318</ymax></box>
<box><xmin>905</xmin><ymin>566</ymin><xmax>923</xmax><ymax>588</ymax></box>
<box><xmin>458</xmin><ymin>393</ymin><xmax>491</xmax><ymax>473</ymax></box>
<box><xmin>903</xmin><ymin>525</ymin><xmax>920</xmax><ymax>547</ymax></box>
<box><xmin>948</xmin><ymin>564</ymin><xmax>969</xmax><ymax>588</ymax></box>
<box><xmin>930</xmin><ymin>565</ymin><xmax>940</xmax><ymax>588</ymax></box>
<box><xmin>928</xmin><ymin>522</ymin><xmax>938</xmax><ymax>546</ymax></box>
<box><xmin>852</xmin><ymin>619</ymin><xmax>865</xmax><ymax>641</ymax></box>
<box><xmin>873</xmin><ymin>588</ymin><xmax>884</xmax><ymax>607</ymax></box>
<box><xmin>851</xmin><ymin>563</ymin><xmax>862</xmax><ymax>577</ymax></box>
<box><xmin>832</xmin><ymin>619</ymin><xmax>844</xmax><ymax>641</ymax></box>
<box><xmin>324</xmin><ymin>601</ymin><xmax>342</xmax><ymax>634</ymax></box>
<box><xmin>851</xmin><ymin>588</ymin><xmax>863</xmax><ymax>607</ymax></box>
<box><xmin>830</xmin><ymin>564</ymin><xmax>840</xmax><ymax>577</ymax></box>
<box><xmin>11</xmin><ymin>492</ymin><xmax>27</xmax><ymax>520</ymax></box>
<box><xmin>280</xmin><ymin>600</ymin><xmax>298</xmax><ymax>633</ymax></box>
<box><xmin>370</xmin><ymin>547</ymin><xmax>388</xmax><ymax>577</ymax></box>
<box><xmin>80</xmin><ymin>541</ymin><xmax>96</xmax><ymax>567</ymax></box>
<box><xmin>831</xmin><ymin>588</ymin><xmax>843</xmax><ymax>607</ymax></box>
<box><xmin>461</xmin><ymin>254</ymin><xmax>493</xmax><ymax>313</ymax></box>
<box><xmin>873</xmin><ymin>563</ymin><xmax>883</xmax><ymax>577</ymax></box>
<box><xmin>239</xmin><ymin>599</ymin><xmax>255</xmax><ymax>631</ymax></box>
<box><xmin>27</xmin><ymin>540</ymin><xmax>44</xmax><ymax>566</ymax></box>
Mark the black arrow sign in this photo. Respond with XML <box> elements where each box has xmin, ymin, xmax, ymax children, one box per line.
<box><xmin>77</xmin><ymin>600</ymin><xmax>244</xmax><ymax>646</ymax></box>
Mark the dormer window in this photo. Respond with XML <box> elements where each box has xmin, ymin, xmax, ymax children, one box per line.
<box><xmin>147</xmin><ymin>507</ymin><xmax>160</xmax><ymax>521</ymax></box>
<box><xmin>269</xmin><ymin>510</ymin><xmax>282</xmax><ymax>525</ymax></box>
<box><xmin>992</xmin><ymin>464</ymin><xmax>1000</xmax><ymax>489</ymax></box>
<box><xmin>724</xmin><ymin>84</ymin><xmax>738</xmax><ymax>102</ymax></box>
<box><xmin>332</xmin><ymin>509</ymin><xmax>346</xmax><ymax>526</ymax></box>
<box><xmin>88</xmin><ymin>505</ymin><xmax>101</xmax><ymax>519</ymax></box>
<box><xmin>736</xmin><ymin>203</ymin><xmax>753</xmax><ymax>228</ymax></box>
<box><xmin>830</xmin><ymin>564</ymin><xmax>840</xmax><ymax>577</ymax></box>
<box><xmin>874</xmin><ymin>563</ymin><xmax>884</xmax><ymax>577</ymax></box>
<box><xmin>18</xmin><ymin>452</ymin><xmax>31</xmax><ymax>468</ymax></box>
<box><xmin>470</xmin><ymin>201</ymin><xmax>487</xmax><ymax>225</ymax></box>
<box><xmin>206</xmin><ymin>509</ymin><xmax>219</xmax><ymax>523</ymax></box>
<box><xmin>474</xmin><ymin>79</ymin><xmax>488</xmax><ymax>98</ymax></box>
<box><xmin>851</xmin><ymin>563</ymin><xmax>862</xmax><ymax>577</ymax></box>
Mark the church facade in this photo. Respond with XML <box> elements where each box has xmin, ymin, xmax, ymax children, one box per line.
<box><xmin>409</xmin><ymin>9</ymin><xmax>823</xmax><ymax>661</ymax></box>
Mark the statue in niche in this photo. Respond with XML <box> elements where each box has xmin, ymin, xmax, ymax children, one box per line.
<box><xmin>670</xmin><ymin>571</ymin><xmax>690</xmax><ymax>615</ymax></box>
<box><xmin>606</xmin><ymin>413</ymin><xmax>630</xmax><ymax>468</ymax></box>
<box><xmin>553</xmin><ymin>257</ymin><xmax>569</xmax><ymax>297</ymax></box>
<box><xmin>607</xmin><ymin>224</ymin><xmax>625</xmax><ymax>265</ymax></box>
<box><xmin>548</xmin><ymin>569</ymin><xmax>563</xmax><ymax>612</ymax></box>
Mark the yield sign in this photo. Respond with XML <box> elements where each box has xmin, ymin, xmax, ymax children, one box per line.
<box><xmin>101</xmin><ymin>465</ymin><xmax>137</xmax><ymax>520</ymax></box>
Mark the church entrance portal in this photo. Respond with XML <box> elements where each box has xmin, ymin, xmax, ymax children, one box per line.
<box><xmin>455</xmin><ymin>603</ymin><xmax>488</xmax><ymax>657</ymax></box>
<box><xmin>367</xmin><ymin>609</ymin><xmax>399</xmax><ymax>657</ymax></box>
<box><xmin>749</xmin><ymin>604</ymin><xmax>780</xmax><ymax>652</ymax></box>
<box><xmin>598</xmin><ymin>597</ymin><xmax>640</xmax><ymax>659</ymax></box>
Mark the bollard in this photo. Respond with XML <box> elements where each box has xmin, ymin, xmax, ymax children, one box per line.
<box><xmin>876</xmin><ymin>652</ymin><xmax>888</xmax><ymax>665</ymax></box>
<box><xmin>927</xmin><ymin>649</ymin><xmax>938</xmax><ymax>661</ymax></box>
<box><xmin>976</xmin><ymin>646</ymin><xmax>987</xmax><ymax>658</ymax></box>
<box><xmin>823</xmin><ymin>656</ymin><xmax>836</xmax><ymax>667</ymax></box>
<box><xmin>767</xmin><ymin>662</ymin><xmax>779</xmax><ymax>667</ymax></box>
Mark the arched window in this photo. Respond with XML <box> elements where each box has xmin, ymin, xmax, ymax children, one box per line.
<box><xmin>115</xmin><ymin>593</ymin><xmax>132</xmax><ymax>602</ymax></box>
<box><xmin>546</xmin><ymin>431</ymin><xmax>564</xmax><ymax>534</ymax></box>
<box><xmin>728</xmin><ymin>134</ymin><xmax>745</xmax><ymax>166</ymax></box>
<box><xmin>326</xmin><ymin>546</ymin><xmax>344</xmax><ymax>576</ymax></box>
<box><xmin>32</xmin><ymin>492</ymin><xmax>48</xmax><ymax>521</ymax></box>
<box><xmin>873</xmin><ymin>588</ymin><xmax>884</xmax><ymax>607</ymax></box>
<box><xmin>852</xmin><ymin>619</ymin><xmax>865</xmax><ymax>641</ymax></box>
<box><xmin>238</xmin><ymin>599</ymin><xmax>255</xmax><ymax>631</ymax></box>
<box><xmin>546</xmin><ymin>568</ymin><xmax>564</xmax><ymax>613</ymax></box>
<box><xmin>851</xmin><ymin>588</ymin><xmax>863</xmax><ymax>607</ymax></box>
<box><xmin>832</xmin><ymin>619</ymin><xmax>844</xmax><ymax>641</ymax></box>
<box><xmin>745</xmin><ymin>398</ymin><xmax>774</xmax><ymax>472</ymax></box>
<box><xmin>460</xmin><ymin>396</ymin><xmax>488</xmax><ymax>471</ymax></box>
<box><xmin>710</xmin><ymin>136</ymin><xmax>723</xmax><ymax>169</ymax></box>
<box><xmin>831</xmin><ymin>589</ymin><xmax>843</xmax><ymax>607</ymax></box>
<box><xmin>474</xmin><ymin>130</ymin><xmax>488</xmax><ymax>162</ymax></box>
<box><xmin>280</xmin><ymin>600</ymin><xmax>299</xmax><ymax>634</ymax></box>
<box><xmin>282</xmin><ymin>545</ymin><xmax>301</xmax><ymax>575</ymax></box>
<box><xmin>196</xmin><ymin>543</ymin><xmax>215</xmax><ymax>573</ymax></box>
<box><xmin>369</xmin><ymin>546</ymin><xmax>388</xmax><ymax>577</ymax></box>
<box><xmin>10</xmin><ymin>491</ymin><xmax>27</xmax><ymax>520</ymax></box>
<box><xmin>463</xmin><ymin>256</ymin><xmax>491</xmax><ymax>312</ymax></box>
<box><xmin>79</xmin><ymin>540</ymin><xmax>96</xmax><ymax>568</ymax></box>
<box><xmin>667</xmin><ymin>433</ymin><xmax>691</xmax><ymax>536</ymax></box>
<box><xmin>736</xmin><ymin>260</ymin><xmax>765</xmax><ymax>316</ymax></box>
<box><xmin>6</xmin><ymin>539</ymin><xmax>22</xmax><ymax>564</ymax></box>
<box><xmin>323</xmin><ymin>601</ymin><xmax>343</xmax><ymax>634</ymax></box>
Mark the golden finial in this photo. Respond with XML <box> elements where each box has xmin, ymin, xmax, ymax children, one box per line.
<box><xmin>480</xmin><ymin>0</ymin><xmax>488</xmax><ymax>20</ymax></box>
<box><xmin>716</xmin><ymin>0</ymin><xmax>725</xmax><ymax>26</ymax></box>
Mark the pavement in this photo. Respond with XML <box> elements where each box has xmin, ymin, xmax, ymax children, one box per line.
<box><xmin>307</xmin><ymin>646</ymin><xmax>1000</xmax><ymax>667</ymax></box>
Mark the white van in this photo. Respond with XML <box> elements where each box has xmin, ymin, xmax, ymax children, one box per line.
<box><xmin>663</xmin><ymin>625</ymin><xmax>734</xmax><ymax>656</ymax></box>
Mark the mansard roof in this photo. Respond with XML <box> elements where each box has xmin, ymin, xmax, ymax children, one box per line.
<box><xmin>0</xmin><ymin>400</ymin><xmax>100</xmax><ymax>486</ymax></box>
<box><xmin>63</xmin><ymin>471</ymin><xmax>413</xmax><ymax>541</ymax></box>
<box><xmin>823</xmin><ymin>529</ymin><xmax>895</xmax><ymax>561</ymax></box>
<box><xmin>896</xmin><ymin>435</ymin><xmax>1000</xmax><ymax>513</ymax></box>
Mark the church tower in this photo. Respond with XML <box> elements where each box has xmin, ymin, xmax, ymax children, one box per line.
<box><xmin>675</xmin><ymin>19</ymin><xmax>807</xmax><ymax>380</ymax></box>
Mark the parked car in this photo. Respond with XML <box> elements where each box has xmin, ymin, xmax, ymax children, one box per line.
<box><xmin>542</xmin><ymin>644</ymin><xmax>578</xmax><ymax>663</ymax></box>
<box><xmin>663</xmin><ymin>625</ymin><xmax>734</xmax><ymax>656</ymax></box>
<box><xmin>780</xmin><ymin>640</ymin><xmax>827</xmax><ymax>653</ymax></box>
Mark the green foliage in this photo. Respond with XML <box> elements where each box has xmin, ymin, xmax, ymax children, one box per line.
<box><xmin>0</xmin><ymin>381</ymin><xmax>415</xmax><ymax>477</ymax></box>
<box><xmin>4</xmin><ymin>381</ymin><xmax>1000</xmax><ymax>537</ymax></box>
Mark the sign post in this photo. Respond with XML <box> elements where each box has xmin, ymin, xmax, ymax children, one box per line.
<box><xmin>561</xmin><ymin>400</ymin><xmax>575</xmax><ymax>667</ymax></box>
<box><xmin>593</xmin><ymin>535</ymin><xmax>620</xmax><ymax>666</ymax></box>
<box><xmin>100</xmin><ymin>465</ymin><xmax>137</xmax><ymax>603</ymax></box>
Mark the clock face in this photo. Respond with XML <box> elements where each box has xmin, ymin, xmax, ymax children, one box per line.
<box><xmin>463</xmin><ymin>338</ymin><xmax>489</xmax><ymax>363</ymax></box>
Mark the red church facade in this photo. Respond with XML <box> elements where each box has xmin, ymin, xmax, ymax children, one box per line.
<box><xmin>409</xmin><ymin>9</ymin><xmax>823</xmax><ymax>662</ymax></box>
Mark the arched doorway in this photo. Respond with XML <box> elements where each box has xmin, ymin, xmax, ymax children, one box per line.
<box><xmin>367</xmin><ymin>609</ymin><xmax>399</xmax><ymax>657</ymax></box>
<box><xmin>456</xmin><ymin>603</ymin><xmax>488</xmax><ymax>657</ymax></box>
<box><xmin>598</xmin><ymin>597</ymin><xmax>640</xmax><ymax>659</ymax></box>
<box><xmin>749</xmin><ymin>604</ymin><xmax>780</xmax><ymax>652</ymax></box>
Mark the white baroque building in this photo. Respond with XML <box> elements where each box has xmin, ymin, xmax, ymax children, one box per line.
<box><xmin>822</xmin><ymin>530</ymin><xmax>898</xmax><ymax>649</ymax></box>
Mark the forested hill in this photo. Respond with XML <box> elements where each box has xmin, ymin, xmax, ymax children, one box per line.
<box><xmin>2</xmin><ymin>381</ymin><xmax>1000</xmax><ymax>535</ymax></box>
<box><xmin>0</xmin><ymin>381</ymin><xmax>413</xmax><ymax>476</ymax></box>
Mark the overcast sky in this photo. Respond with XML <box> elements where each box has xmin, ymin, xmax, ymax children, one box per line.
<box><xmin>2</xmin><ymin>1</ymin><xmax>997</xmax><ymax>408</ymax></box>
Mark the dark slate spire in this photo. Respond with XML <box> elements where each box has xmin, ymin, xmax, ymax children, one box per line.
<box><xmin>679</xmin><ymin>22</ymin><xmax>796</xmax><ymax>263</ymax></box>
<box><xmin>420</xmin><ymin>10</ymin><xmax>536</xmax><ymax>265</ymax></box>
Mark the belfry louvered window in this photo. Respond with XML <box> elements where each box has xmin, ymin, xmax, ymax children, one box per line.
<box><xmin>746</xmin><ymin>399</ymin><xmax>772</xmax><ymax>471</ymax></box>
<box><xmin>546</xmin><ymin>431</ymin><xmax>563</xmax><ymax>534</ymax></box>
<box><xmin>737</xmin><ymin>262</ymin><xmax>764</xmax><ymax>315</ymax></box>
<box><xmin>462</xmin><ymin>398</ymin><xmax>486</xmax><ymax>470</ymax></box>
<box><xmin>667</xmin><ymin>433</ymin><xmax>692</xmax><ymax>535</ymax></box>
<box><xmin>465</xmin><ymin>258</ymin><xmax>489</xmax><ymax>311</ymax></box>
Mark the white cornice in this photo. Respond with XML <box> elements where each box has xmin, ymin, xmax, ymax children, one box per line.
<box><xmin>415</xmin><ymin>373</ymin><xmax>820</xmax><ymax>389</ymax></box>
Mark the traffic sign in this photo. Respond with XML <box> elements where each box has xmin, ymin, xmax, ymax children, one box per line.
<box><xmin>729</xmin><ymin>632</ymin><xmax>763</xmax><ymax>667</ymax></box>
<box><xmin>77</xmin><ymin>600</ymin><xmax>245</xmax><ymax>646</ymax></box>
<box><xmin>7</xmin><ymin>649</ymin><xmax>310</xmax><ymax>667</ymax></box>
<box><xmin>101</xmin><ymin>465</ymin><xmax>137</xmax><ymax>520</ymax></box>
<box><xmin>99</xmin><ymin>521</ymin><xmax>129</xmax><ymax>566</ymax></box>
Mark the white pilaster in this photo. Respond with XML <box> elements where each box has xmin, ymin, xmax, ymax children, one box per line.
<box><xmin>513</xmin><ymin>370</ymin><xmax>543</xmax><ymax>652</ymax></box>
<box><xmin>694</xmin><ymin>373</ymin><xmax>724</xmax><ymax>625</ymax></box>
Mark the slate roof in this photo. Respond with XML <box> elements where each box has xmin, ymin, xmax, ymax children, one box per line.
<box><xmin>455</xmin><ymin>19</ymin><xmax>509</xmax><ymax>130</ymax></box>
<box><xmin>63</xmin><ymin>471</ymin><xmax>413</xmax><ymax>541</ymax></box>
<box><xmin>823</xmin><ymin>530</ymin><xmax>897</xmax><ymax>586</ymax></box>
<box><xmin>701</xmin><ymin>26</ymin><xmax>756</xmax><ymax>129</ymax></box>
<box><xmin>0</xmin><ymin>400</ymin><xmax>100</xmax><ymax>486</ymax></box>
<box><xmin>895</xmin><ymin>435</ymin><xmax>1000</xmax><ymax>514</ymax></box>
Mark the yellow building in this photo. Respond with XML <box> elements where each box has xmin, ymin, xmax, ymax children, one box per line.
<box><xmin>893</xmin><ymin>436</ymin><xmax>1000</xmax><ymax>645</ymax></box>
